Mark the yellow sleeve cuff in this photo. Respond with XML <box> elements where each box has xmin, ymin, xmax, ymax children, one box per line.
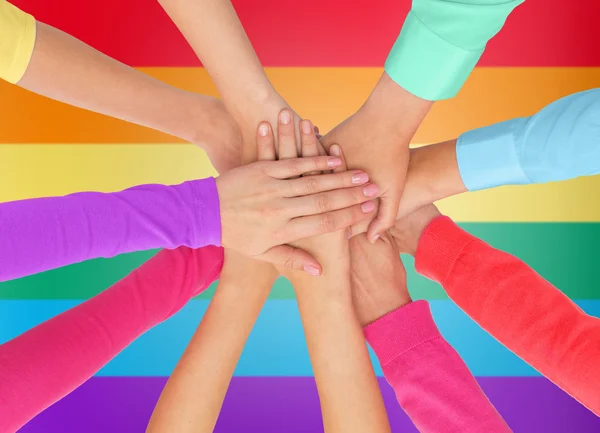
<box><xmin>0</xmin><ymin>1</ymin><xmax>36</xmax><ymax>84</ymax></box>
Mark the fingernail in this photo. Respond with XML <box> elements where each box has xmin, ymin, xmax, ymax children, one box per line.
<box><xmin>361</xmin><ymin>201</ymin><xmax>375</xmax><ymax>213</ymax></box>
<box><xmin>329</xmin><ymin>145</ymin><xmax>341</xmax><ymax>157</ymax></box>
<box><xmin>304</xmin><ymin>265</ymin><xmax>321</xmax><ymax>276</ymax></box>
<box><xmin>351</xmin><ymin>172</ymin><xmax>369</xmax><ymax>185</ymax></box>
<box><xmin>363</xmin><ymin>184</ymin><xmax>379</xmax><ymax>197</ymax></box>
<box><xmin>328</xmin><ymin>157</ymin><xmax>342</xmax><ymax>167</ymax></box>
<box><xmin>258</xmin><ymin>123</ymin><xmax>269</xmax><ymax>137</ymax></box>
<box><xmin>371</xmin><ymin>234</ymin><xmax>380</xmax><ymax>244</ymax></box>
<box><xmin>301</xmin><ymin>120</ymin><xmax>312</xmax><ymax>134</ymax></box>
<box><xmin>280</xmin><ymin>110</ymin><xmax>291</xmax><ymax>125</ymax></box>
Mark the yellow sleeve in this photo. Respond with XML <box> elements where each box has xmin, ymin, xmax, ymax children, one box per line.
<box><xmin>0</xmin><ymin>1</ymin><xmax>36</xmax><ymax>84</ymax></box>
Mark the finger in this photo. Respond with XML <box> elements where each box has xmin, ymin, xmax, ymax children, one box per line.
<box><xmin>367</xmin><ymin>196</ymin><xmax>400</xmax><ymax>243</ymax></box>
<box><xmin>265</xmin><ymin>156</ymin><xmax>343</xmax><ymax>179</ymax></box>
<box><xmin>278</xmin><ymin>109</ymin><xmax>298</xmax><ymax>160</ymax></box>
<box><xmin>346</xmin><ymin>203</ymin><xmax>378</xmax><ymax>238</ymax></box>
<box><xmin>258</xmin><ymin>244</ymin><xmax>322</xmax><ymax>276</ymax></box>
<box><xmin>285</xmin><ymin>170</ymin><xmax>369</xmax><ymax>197</ymax></box>
<box><xmin>257</xmin><ymin>122</ymin><xmax>276</xmax><ymax>161</ymax></box>
<box><xmin>285</xmin><ymin>183</ymin><xmax>379</xmax><ymax>217</ymax></box>
<box><xmin>300</xmin><ymin>119</ymin><xmax>320</xmax><ymax>176</ymax></box>
<box><xmin>328</xmin><ymin>144</ymin><xmax>348</xmax><ymax>173</ymax></box>
<box><xmin>286</xmin><ymin>201</ymin><xmax>377</xmax><ymax>241</ymax></box>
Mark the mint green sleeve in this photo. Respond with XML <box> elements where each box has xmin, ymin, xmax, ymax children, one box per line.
<box><xmin>385</xmin><ymin>0</ymin><xmax>524</xmax><ymax>101</ymax></box>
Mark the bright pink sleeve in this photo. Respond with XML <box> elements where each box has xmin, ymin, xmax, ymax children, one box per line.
<box><xmin>415</xmin><ymin>216</ymin><xmax>600</xmax><ymax>415</ymax></box>
<box><xmin>0</xmin><ymin>246</ymin><xmax>224</xmax><ymax>432</ymax></box>
<box><xmin>364</xmin><ymin>300</ymin><xmax>510</xmax><ymax>433</ymax></box>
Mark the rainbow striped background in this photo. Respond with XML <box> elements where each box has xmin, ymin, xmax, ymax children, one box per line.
<box><xmin>3</xmin><ymin>0</ymin><xmax>600</xmax><ymax>431</ymax></box>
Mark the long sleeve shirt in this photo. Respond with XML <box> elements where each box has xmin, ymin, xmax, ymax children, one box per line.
<box><xmin>457</xmin><ymin>88</ymin><xmax>600</xmax><ymax>191</ymax></box>
<box><xmin>0</xmin><ymin>245</ymin><xmax>224</xmax><ymax>432</ymax></box>
<box><xmin>0</xmin><ymin>178</ymin><xmax>221</xmax><ymax>282</ymax></box>
<box><xmin>385</xmin><ymin>0</ymin><xmax>524</xmax><ymax>100</ymax></box>
<box><xmin>415</xmin><ymin>216</ymin><xmax>600</xmax><ymax>415</ymax></box>
<box><xmin>0</xmin><ymin>1</ymin><xmax>35</xmax><ymax>83</ymax></box>
<box><xmin>364</xmin><ymin>300</ymin><xmax>511</xmax><ymax>432</ymax></box>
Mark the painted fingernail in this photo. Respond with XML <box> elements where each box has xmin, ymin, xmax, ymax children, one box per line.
<box><xmin>351</xmin><ymin>172</ymin><xmax>369</xmax><ymax>185</ymax></box>
<box><xmin>280</xmin><ymin>110</ymin><xmax>292</xmax><ymax>125</ymax></box>
<box><xmin>329</xmin><ymin>145</ymin><xmax>341</xmax><ymax>157</ymax></box>
<box><xmin>328</xmin><ymin>157</ymin><xmax>342</xmax><ymax>167</ymax></box>
<box><xmin>304</xmin><ymin>265</ymin><xmax>321</xmax><ymax>276</ymax></box>
<box><xmin>361</xmin><ymin>201</ymin><xmax>375</xmax><ymax>213</ymax></box>
<box><xmin>258</xmin><ymin>123</ymin><xmax>269</xmax><ymax>137</ymax></box>
<box><xmin>301</xmin><ymin>120</ymin><xmax>312</xmax><ymax>134</ymax></box>
<box><xmin>371</xmin><ymin>234</ymin><xmax>380</xmax><ymax>244</ymax></box>
<box><xmin>363</xmin><ymin>184</ymin><xmax>379</xmax><ymax>197</ymax></box>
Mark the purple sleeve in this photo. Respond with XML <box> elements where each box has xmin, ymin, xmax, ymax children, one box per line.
<box><xmin>0</xmin><ymin>177</ymin><xmax>221</xmax><ymax>282</ymax></box>
<box><xmin>364</xmin><ymin>300</ymin><xmax>511</xmax><ymax>433</ymax></box>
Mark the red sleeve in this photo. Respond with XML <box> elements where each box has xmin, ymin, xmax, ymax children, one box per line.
<box><xmin>0</xmin><ymin>246</ymin><xmax>223</xmax><ymax>432</ymax></box>
<box><xmin>415</xmin><ymin>216</ymin><xmax>600</xmax><ymax>415</ymax></box>
<box><xmin>364</xmin><ymin>300</ymin><xmax>510</xmax><ymax>433</ymax></box>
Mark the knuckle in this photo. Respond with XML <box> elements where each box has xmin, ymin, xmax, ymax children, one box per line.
<box><xmin>305</xmin><ymin>178</ymin><xmax>319</xmax><ymax>194</ymax></box>
<box><xmin>315</xmin><ymin>194</ymin><xmax>330</xmax><ymax>213</ymax></box>
<box><xmin>350</xmin><ymin>188</ymin><xmax>360</xmax><ymax>203</ymax></box>
<box><xmin>288</xmin><ymin>160</ymin><xmax>300</xmax><ymax>175</ymax></box>
<box><xmin>284</xmin><ymin>255</ymin><xmax>296</xmax><ymax>270</ymax></box>
<box><xmin>320</xmin><ymin>213</ymin><xmax>337</xmax><ymax>232</ymax></box>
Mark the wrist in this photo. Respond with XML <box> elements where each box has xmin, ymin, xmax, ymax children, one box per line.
<box><xmin>362</xmin><ymin>72</ymin><xmax>433</xmax><ymax>130</ymax></box>
<box><xmin>403</xmin><ymin>140</ymin><xmax>466</xmax><ymax>214</ymax></box>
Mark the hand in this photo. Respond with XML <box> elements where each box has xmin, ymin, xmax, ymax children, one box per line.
<box><xmin>321</xmin><ymin>73</ymin><xmax>433</xmax><ymax>242</ymax></box>
<box><xmin>216</xmin><ymin>126</ymin><xmax>377</xmax><ymax>273</ymax></box>
<box><xmin>349</xmin><ymin>232</ymin><xmax>411</xmax><ymax>327</ymax></box>
<box><xmin>271</xmin><ymin>110</ymin><xmax>373</xmax><ymax>279</ymax></box>
<box><xmin>389</xmin><ymin>204</ymin><xmax>442</xmax><ymax>256</ymax></box>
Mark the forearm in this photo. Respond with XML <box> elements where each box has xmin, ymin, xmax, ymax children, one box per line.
<box><xmin>158</xmin><ymin>0</ymin><xmax>273</xmax><ymax>112</ymax></box>
<box><xmin>0</xmin><ymin>178</ymin><xmax>220</xmax><ymax>282</ymax></box>
<box><xmin>147</xmin><ymin>267</ymin><xmax>275</xmax><ymax>433</ymax></box>
<box><xmin>0</xmin><ymin>246</ymin><xmax>224</xmax><ymax>432</ymax></box>
<box><xmin>403</xmin><ymin>89</ymin><xmax>600</xmax><ymax>215</ymax></box>
<box><xmin>416</xmin><ymin>216</ymin><xmax>600</xmax><ymax>415</ymax></box>
<box><xmin>289</xmin><ymin>261</ymin><xmax>390</xmax><ymax>433</ymax></box>
<box><xmin>365</xmin><ymin>300</ymin><xmax>510</xmax><ymax>433</ymax></box>
<box><xmin>17</xmin><ymin>21</ymin><xmax>216</xmax><ymax>146</ymax></box>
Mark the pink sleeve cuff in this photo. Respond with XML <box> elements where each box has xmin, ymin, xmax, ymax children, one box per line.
<box><xmin>363</xmin><ymin>300</ymin><xmax>440</xmax><ymax>366</ymax></box>
<box><xmin>414</xmin><ymin>216</ymin><xmax>476</xmax><ymax>285</ymax></box>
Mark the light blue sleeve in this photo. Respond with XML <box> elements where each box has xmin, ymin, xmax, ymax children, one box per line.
<box><xmin>456</xmin><ymin>89</ymin><xmax>600</xmax><ymax>191</ymax></box>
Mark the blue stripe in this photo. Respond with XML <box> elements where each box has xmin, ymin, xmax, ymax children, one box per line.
<box><xmin>1</xmin><ymin>300</ymin><xmax>598</xmax><ymax>377</ymax></box>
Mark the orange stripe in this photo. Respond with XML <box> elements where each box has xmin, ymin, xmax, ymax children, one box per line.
<box><xmin>3</xmin><ymin>67</ymin><xmax>599</xmax><ymax>144</ymax></box>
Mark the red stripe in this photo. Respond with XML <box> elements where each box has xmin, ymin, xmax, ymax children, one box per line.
<box><xmin>11</xmin><ymin>0</ymin><xmax>600</xmax><ymax>67</ymax></box>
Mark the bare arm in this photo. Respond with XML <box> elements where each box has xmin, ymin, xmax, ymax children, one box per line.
<box><xmin>276</xmin><ymin>117</ymin><xmax>389</xmax><ymax>432</ymax></box>
<box><xmin>147</xmin><ymin>250</ymin><xmax>277</xmax><ymax>433</ymax></box>
<box><xmin>17</xmin><ymin>20</ymin><xmax>241</xmax><ymax>171</ymax></box>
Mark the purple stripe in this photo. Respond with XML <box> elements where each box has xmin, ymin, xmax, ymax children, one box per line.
<box><xmin>20</xmin><ymin>377</ymin><xmax>599</xmax><ymax>432</ymax></box>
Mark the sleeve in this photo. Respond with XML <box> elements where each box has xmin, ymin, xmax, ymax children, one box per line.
<box><xmin>364</xmin><ymin>300</ymin><xmax>510</xmax><ymax>433</ymax></box>
<box><xmin>0</xmin><ymin>245</ymin><xmax>224</xmax><ymax>432</ymax></box>
<box><xmin>456</xmin><ymin>88</ymin><xmax>600</xmax><ymax>191</ymax></box>
<box><xmin>0</xmin><ymin>177</ymin><xmax>221</xmax><ymax>282</ymax></box>
<box><xmin>385</xmin><ymin>0</ymin><xmax>524</xmax><ymax>101</ymax></box>
<box><xmin>0</xmin><ymin>1</ymin><xmax>36</xmax><ymax>84</ymax></box>
<box><xmin>415</xmin><ymin>216</ymin><xmax>600</xmax><ymax>415</ymax></box>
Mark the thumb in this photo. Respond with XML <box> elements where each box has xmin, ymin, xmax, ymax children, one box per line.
<box><xmin>258</xmin><ymin>244</ymin><xmax>323</xmax><ymax>276</ymax></box>
<box><xmin>367</xmin><ymin>195</ymin><xmax>398</xmax><ymax>243</ymax></box>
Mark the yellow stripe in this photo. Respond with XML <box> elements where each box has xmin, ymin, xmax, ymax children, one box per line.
<box><xmin>2</xmin><ymin>67</ymin><xmax>599</xmax><ymax>144</ymax></box>
<box><xmin>1</xmin><ymin>144</ymin><xmax>598</xmax><ymax>222</ymax></box>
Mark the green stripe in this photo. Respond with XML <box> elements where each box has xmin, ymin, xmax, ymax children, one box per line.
<box><xmin>1</xmin><ymin>223</ymin><xmax>598</xmax><ymax>300</ymax></box>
